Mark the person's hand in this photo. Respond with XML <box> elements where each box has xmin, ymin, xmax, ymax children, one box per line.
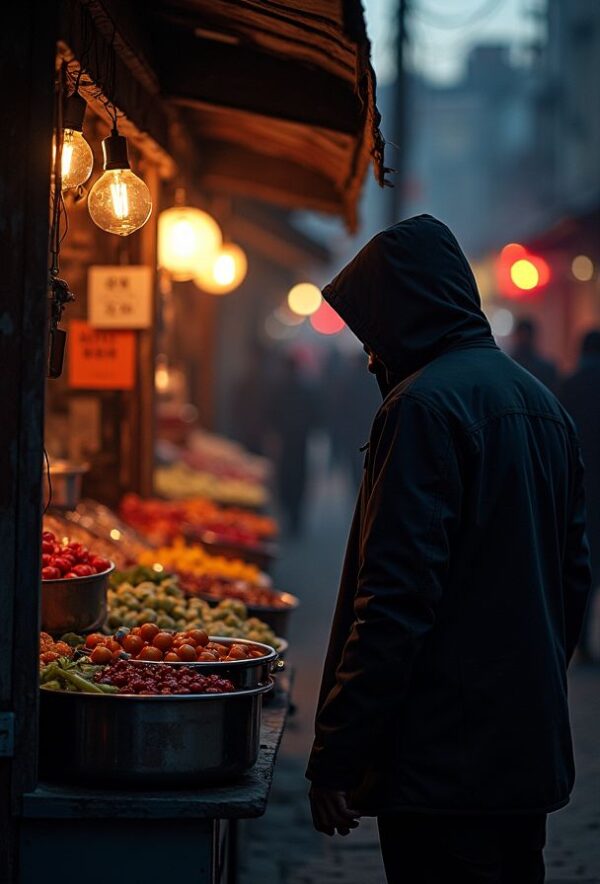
<box><xmin>309</xmin><ymin>784</ymin><xmax>360</xmax><ymax>836</ymax></box>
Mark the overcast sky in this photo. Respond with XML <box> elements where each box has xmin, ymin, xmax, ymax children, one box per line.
<box><xmin>364</xmin><ymin>0</ymin><xmax>546</xmax><ymax>85</ymax></box>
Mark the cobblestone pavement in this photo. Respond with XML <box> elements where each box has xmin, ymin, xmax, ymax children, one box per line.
<box><xmin>241</xmin><ymin>472</ymin><xmax>600</xmax><ymax>884</ymax></box>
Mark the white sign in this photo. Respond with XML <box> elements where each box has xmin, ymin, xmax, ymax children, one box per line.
<box><xmin>88</xmin><ymin>265</ymin><xmax>153</xmax><ymax>329</ymax></box>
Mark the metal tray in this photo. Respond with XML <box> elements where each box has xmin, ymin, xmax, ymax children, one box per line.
<box><xmin>39</xmin><ymin>679</ymin><xmax>273</xmax><ymax>787</ymax></box>
<box><xmin>198</xmin><ymin>589</ymin><xmax>299</xmax><ymax>638</ymax></box>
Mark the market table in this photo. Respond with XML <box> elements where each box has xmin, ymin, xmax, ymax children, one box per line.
<box><xmin>18</xmin><ymin>683</ymin><xmax>290</xmax><ymax>884</ymax></box>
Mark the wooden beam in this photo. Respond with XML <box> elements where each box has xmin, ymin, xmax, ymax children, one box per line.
<box><xmin>0</xmin><ymin>2</ymin><xmax>58</xmax><ymax>878</ymax></box>
<box><xmin>155</xmin><ymin>28</ymin><xmax>361</xmax><ymax>135</ymax></box>
<box><xmin>198</xmin><ymin>142</ymin><xmax>343</xmax><ymax>217</ymax></box>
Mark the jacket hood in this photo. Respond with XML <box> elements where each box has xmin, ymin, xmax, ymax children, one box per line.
<box><xmin>323</xmin><ymin>215</ymin><xmax>495</xmax><ymax>383</ymax></box>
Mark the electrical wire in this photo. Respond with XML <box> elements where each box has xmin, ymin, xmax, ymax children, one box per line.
<box><xmin>412</xmin><ymin>0</ymin><xmax>505</xmax><ymax>29</ymax></box>
<box><xmin>43</xmin><ymin>448</ymin><xmax>53</xmax><ymax>513</ymax></box>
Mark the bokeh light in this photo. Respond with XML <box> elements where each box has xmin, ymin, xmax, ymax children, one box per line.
<box><xmin>571</xmin><ymin>255</ymin><xmax>594</xmax><ymax>282</ymax></box>
<box><xmin>309</xmin><ymin>300</ymin><xmax>345</xmax><ymax>335</ymax></box>
<box><xmin>287</xmin><ymin>283</ymin><xmax>322</xmax><ymax>316</ymax></box>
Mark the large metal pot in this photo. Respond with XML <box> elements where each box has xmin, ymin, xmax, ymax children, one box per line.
<box><xmin>129</xmin><ymin>636</ymin><xmax>278</xmax><ymax>690</ymax></box>
<box><xmin>39</xmin><ymin>680</ymin><xmax>273</xmax><ymax>786</ymax></box>
<box><xmin>41</xmin><ymin>563</ymin><xmax>114</xmax><ymax>635</ymax></box>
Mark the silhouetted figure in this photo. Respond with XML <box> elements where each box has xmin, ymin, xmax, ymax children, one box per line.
<box><xmin>233</xmin><ymin>348</ymin><xmax>269</xmax><ymax>455</ymax></box>
<box><xmin>563</xmin><ymin>329</ymin><xmax>600</xmax><ymax>662</ymax></box>
<box><xmin>306</xmin><ymin>216</ymin><xmax>590</xmax><ymax>883</ymax></box>
<box><xmin>269</xmin><ymin>354</ymin><xmax>317</xmax><ymax>536</ymax></box>
<box><xmin>512</xmin><ymin>317</ymin><xmax>560</xmax><ymax>395</ymax></box>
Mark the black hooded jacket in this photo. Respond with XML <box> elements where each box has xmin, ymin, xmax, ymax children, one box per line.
<box><xmin>306</xmin><ymin>215</ymin><xmax>591</xmax><ymax>814</ymax></box>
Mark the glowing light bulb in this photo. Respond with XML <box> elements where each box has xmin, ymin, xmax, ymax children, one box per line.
<box><xmin>287</xmin><ymin>283</ymin><xmax>322</xmax><ymax>316</ymax></box>
<box><xmin>158</xmin><ymin>206</ymin><xmax>222</xmax><ymax>281</ymax></box>
<box><xmin>60</xmin><ymin>129</ymin><xmax>93</xmax><ymax>189</ymax></box>
<box><xmin>88</xmin><ymin>131</ymin><xmax>152</xmax><ymax>236</ymax></box>
<box><xmin>193</xmin><ymin>243</ymin><xmax>247</xmax><ymax>294</ymax></box>
<box><xmin>510</xmin><ymin>258</ymin><xmax>539</xmax><ymax>291</ymax></box>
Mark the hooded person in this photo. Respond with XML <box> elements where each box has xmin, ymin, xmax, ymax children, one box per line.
<box><xmin>306</xmin><ymin>216</ymin><xmax>591</xmax><ymax>883</ymax></box>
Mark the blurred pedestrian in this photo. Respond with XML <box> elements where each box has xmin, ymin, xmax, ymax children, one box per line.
<box><xmin>268</xmin><ymin>353</ymin><xmax>318</xmax><ymax>536</ymax></box>
<box><xmin>512</xmin><ymin>317</ymin><xmax>560</xmax><ymax>395</ymax></box>
<box><xmin>563</xmin><ymin>329</ymin><xmax>600</xmax><ymax>663</ymax></box>
<box><xmin>306</xmin><ymin>216</ymin><xmax>591</xmax><ymax>883</ymax></box>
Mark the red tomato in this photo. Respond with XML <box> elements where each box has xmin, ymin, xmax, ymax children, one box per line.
<box><xmin>42</xmin><ymin>531</ymin><xmax>56</xmax><ymax>543</ymax></box>
<box><xmin>164</xmin><ymin>652</ymin><xmax>180</xmax><ymax>662</ymax></box>
<box><xmin>139</xmin><ymin>645</ymin><xmax>162</xmax><ymax>661</ymax></box>
<box><xmin>153</xmin><ymin>633</ymin><xmax>174</xmax><ymax>652</ymax></box>
<box><xmin>176</xmin><ymin>644</ymin><xmax>197</xmax><ymax>662</ymax></box>
<box><xmin>122</xmin><ymin>635</ymin><xmax>144</xmax><ymax>656</ymax></box>
<box><xmin>41</xmin><ymin>566</ymin><xmax>61</xmax><ymax>580</ymax></box>
<box><xmin>90</xmin><ymin>557</ymin><xmax>111</xmax><ymax>573</ymax></box>
<box><xmin>41</xmin><ymin>554</ymin><xmax>51</xmax><ymax>567</ymax></box>
<box><xmin>187</xmin><ymin>629</ymin><xmax>209</xmax><ymax>647</ymax></box>
<box><xmin>85</xmin><ymin>633</ymin><xmax>105</xmax><ymax>649</ymax></box>
<box><xmin>107</xmin><ymin>639</ymin><xmax>121</xmax><ymax>653</ymax></box>
<box><xmin>64</xmin><ymin>572</ymin><xmax>78</xmax><ymax>578</ymax></box>
<box><xmin>140</xmin><ymin>623</ymin><xmax>160</xmax><ymax>643</ymax></box>
<box><xmin>50</xmin><ymin>556</ymin><xmax>72</xmax><ymax>575</ymax></box>
<box><xmin>72</xmin><ymin>564</ymin><xmax>94</xmax><ymax>578</ymax></box>
<box><xmin>90</xmin><ymin>645</ymin><xmax>113</xmax><ymax>665</ymax></box>
<box><xmin>41</xmin><ymin>541</ymin><xmax>54</xmax><ymax>555</ymax></box>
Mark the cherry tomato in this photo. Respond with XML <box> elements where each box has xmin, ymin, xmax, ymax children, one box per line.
<box><xmin>41</xmin><ymin>554</ymin><xmax>51</xmax><ymax>567</ymax></box>
<box><xmin>90</xmin><ymin>645</ymin><xmax>113</xmax><ymax>665</ymax></box>
<box><xmin>140</xmin><ymin>623</ymin><xmax>160</xmax><ymax>643</ymax></box>
<box><xmin>153</xmin><ymin>633</ymin><xmax>174</xmax><ymax>652</ymax></box>
<box><xmin>41</xmin><ymin>566</ymin><xmax>61</xmax><ymax>580</ymax></box>
<box><xmin>107</xmin><ymin>639</ymin><xmax>121</xmax><ymax>653</ymax></box>
<box><xmin>42</xmin><ymin>531</ymin><xmax>56</xmax><ymax>543</ymax></box>
<box><xmin>227</xmin><ymin>645</ymin><xmax>248</xmax><ymax>660</ymax></box>
<box><xmin>176</xmin><ymin>644</ymin><xmax>197</xmax><ymax>662</ymax></box>
<box><xmin>85</xmin><ymin>633</ymin><xmax>105</xmax><ymax>649</ymax></box>
<box><xmin>64</xmin><ymin>572</ymin><xmax>78</xmax><ymax>578</ymax></box>
<box><xmin>90</xmin><ymin>557</ymin><xmax>111</xmax><ymax>573</ymax></box>
<box><xmin>197</xmin><ymin>652</ymin><xmax>218</xmax><ymax>662</ymax></box>
<box><xmin>51</xmin><ymin>556</ymin><xmax>72</xmax><ymax>575</ymax></box>
<box><xmin>164</xmin><ymin>652</ymin><xmax>180</xmax><ymax>662</ymax></box>
<box><xmin>131</xmin><ymin>627</ymin><xmax>142</xmax><ymax>636</ymax></box>
<box><xmin>72</xmin><ymin>564</ymin><xmax>94</xmax><ymax>578</ymax></box>
<box><xmin>139</xmin><ymin>645</ymin><xmax>162</xmax><ymax>661</ymax></box>
<box><xmin>187</xmin><ymin>629</ymin><xmax>209</xmax><ymax>647</ymax></box>
<box><xmin>122</xmin><ymin>635</ymin><xmax>144</xmax><ymax>656</ymax></box>
<box><xmin>41</xmin><ymin>541</ymin><xmax>54</xmax><ymax>555</ymax></box>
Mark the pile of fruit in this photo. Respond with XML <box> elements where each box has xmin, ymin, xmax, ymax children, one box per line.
<box><xmin>120</xmin><ymin>494</ymin><xmax>277</xmax><ymax>547</ymax></box>
<box><xmin>106</xmin><ymin>567</ymin><xmax>278</xmax><ymax>646</ymax></box>
<box><xmin>199</xmin><ymin>582</ymin><xmax>293</xmax><ymax>610</ymax></box>
<box><xmin>155</xmin><ymin>463</ymin><xmax>267</xmax><ymax>508</ymax></box>
<box><xmin>39</xmin><ymin>632</ymin><xmax>75</xmax><ymax>665</ymax></box>
<box><xmin>85</xmin><ymin>623</ymin><xmax>269</xmax><ymax>663</ymax></box>
<box><xmin>94</xmin><ymin>660</ymin><xmax>236</xmax><ymax>695</ymax></box>
<box><xmin>137</xmin><ymin>540</ymin><xmax>262</xmax><ymax>586</ymax></box>
<box><xmin>41</xmin><ymin>530</ymin><xmax>111</xmax><ymax>581</ymax></box>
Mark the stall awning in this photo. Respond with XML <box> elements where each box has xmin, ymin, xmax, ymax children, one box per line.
<box><xmin>61</xmin><ymin>0</ymin><xmax>386</xmax><ymax>231</ymax></box>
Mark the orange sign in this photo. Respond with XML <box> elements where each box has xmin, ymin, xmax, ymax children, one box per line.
<box><xmin>68</xmin><ymin>320</ymin><xmax>136</xmax><ymax>390</ymax></box>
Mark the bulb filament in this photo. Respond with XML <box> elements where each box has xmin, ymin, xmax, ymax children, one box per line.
<box><xmin>110</xmin><ymin>177</ymin><xmax>130</xmax><ymax>219</ymax></box>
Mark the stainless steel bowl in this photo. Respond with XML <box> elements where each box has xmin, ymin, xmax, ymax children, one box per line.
<box><xmin>41</xmin><ymin>563</ymin><xmax>114</xmax><ymax>635</ymax></box>
<box><xmin>199</xmin><ymin>589</ymin><xmax>299</xmax><ymax>638</ymax></box>
<box><xmin>44</xmin><ymin>460</ymin><xmax>89</xmax><ymax>510</ymax></box>
<box><xmin>129</xmin><ymin>636</ymin><xmax>278</xmax><ymax>690</ymax></box>
<box><xmin>39</xmin><ymin>679</ymin><xmax>273</xmax><ymax>786</ymax></box>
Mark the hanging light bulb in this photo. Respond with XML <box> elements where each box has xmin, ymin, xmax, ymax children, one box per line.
<box><xmin>53</xmin><ymin>92</ymin><xmax>94</xmax><ymax>190</ymax></box>
<box><xmin>88</xmin><ymin>127</ymin><xmax>152</xmax><ymax>236</ymax></box>
<box><xmin>158</xmin><ymin>193</ymin><xmax>222</xmax><ymax>281</ymax></box>
<box><xmin>194</xmin><ymin>242</ymin><xmax>247</xmax><ymax>295</ymax></box>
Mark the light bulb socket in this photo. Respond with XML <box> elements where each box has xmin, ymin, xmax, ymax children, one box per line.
<box><xmin>62</xmin><ymin>91</ymin><xmax>87</xmax><ymax>133</ymax></box>
<box><xmin>102</xmin><ymin>132</ymin><xmax>131</xmax><ymax>171</ymax></box>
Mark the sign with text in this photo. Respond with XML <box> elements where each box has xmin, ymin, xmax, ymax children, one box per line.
<box><xmin>88</xmin><ymin>265</ymin><xmax>153</xmax><ymax>329</ymax></box>
<box><xmin>68</xmin><ymin>320</ymin><xmax>136</xmax><ymax>390</ymax></box>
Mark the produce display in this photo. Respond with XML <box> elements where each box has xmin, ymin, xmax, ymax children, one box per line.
<box><xmin>41</xmin><ymin>530</ymin><xmax>112</xmax><ymax>581</ymax></box>
<box><xmin>107</xmin><ymin>567</ymin><xmax>279</xmax><ymax>646</ymax></box>
<box><xmin>137</xmin><ymin>540</ymin><xmax>263</xmax><ymax>585</ymax></box>
<box><xmin>198</xmin><ymin>582</ymin><xmax>295</xmax><ymax>610</ymax></box>
<box><xmin>84</xmin><ymin>623</ymin><xmax>269</xmax><ymax>663</ymax></box>
<box><xmin>155</xmin><ymin>462</ymin><xmax>267</xmax><ymax>508</ymax></box>
<box><xmin>120</xmin><ymin>493</ymin><xmax>277</xmax><ymax>547</ymax></box>
<box><xmin>43</xmin><ymin>513</ymin><xmax>137</xmax><ymax>570</ymax></box>
<box><xmin>95</xmin><ymin>660</ymin><xmax>236</xmax><ymax>695</ymax></box>
<box><xmin>40</xmin><ymin>656</ymin><xmax>236</xmax><ymax>695</ymax></box>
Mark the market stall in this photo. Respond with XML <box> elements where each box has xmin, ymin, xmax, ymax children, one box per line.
<box><xmin>0</xmin><ymin>2</ymin><xmax>383</xmax><ymax>881</ymax></box>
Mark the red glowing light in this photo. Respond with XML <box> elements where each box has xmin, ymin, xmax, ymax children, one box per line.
<box><xmin>496</xmin><ymin>243</ymin><xmax>551</xmax><ymax>298</ymax></box>
<box><xmin>310</xmin><ymin>301</ymin><xmax>345</xmax><ymax>335</ymax></box>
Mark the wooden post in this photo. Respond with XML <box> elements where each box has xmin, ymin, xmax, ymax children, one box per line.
<box><xmin>0</xmin><ymin>2</ymin><xmax>57</xmax><ymax>879</ymax></box>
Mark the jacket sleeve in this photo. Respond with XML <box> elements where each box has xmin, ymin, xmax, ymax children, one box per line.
<box><xmin>563</xmin><ymin>441</ymin><xmax>592</xmax><ymax>663</ymax></box>
<box><xmin>306</xmin><ymin>395</ymin><xmax>461</xmax><ymax>790</ymax></box>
